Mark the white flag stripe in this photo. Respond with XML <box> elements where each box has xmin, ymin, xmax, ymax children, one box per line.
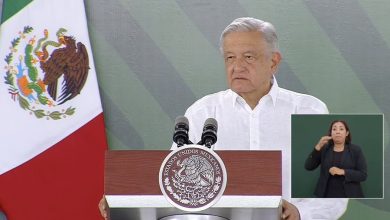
<box><xmin>0</xmin><ymin>0</ymin><xmax>102</xmax><ymax>174</ymax></box>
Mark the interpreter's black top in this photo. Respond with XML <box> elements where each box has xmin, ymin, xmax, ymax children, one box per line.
<box><xmin>325</xmin><ymin>150</ymin><xmax>347</xmax><ymax>198</ymax></box>
<box><xmin>305</xmin><ymin>143</ymin><xmax>367</xmax><ymax>198</ymax></box>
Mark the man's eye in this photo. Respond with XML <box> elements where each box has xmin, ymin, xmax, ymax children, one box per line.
<box><xmin>225</xmin><ymin>56</ymin><xmax>234</xmax><ymax>61</ymax></box>
<box><xmin>245</xmin><ymin>56</ymin><xmax>255</xmax><ymax>62</ymax></box>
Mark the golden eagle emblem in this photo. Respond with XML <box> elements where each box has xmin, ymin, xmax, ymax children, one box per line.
<box><xmin>37</xmin><ymin>28</ymin><xmax>89</xmax><ymax>104</ymax></box>
<box><xmin>3</xmin><ymin>26</ymin><xmax>90</xmax><ymax>120</ymax></box>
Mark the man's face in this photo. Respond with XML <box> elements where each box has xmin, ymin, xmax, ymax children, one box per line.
<box><xmin>222</xmin><ymin>31</ymin><xmax>280</xmax><ymax>98</ymax></box>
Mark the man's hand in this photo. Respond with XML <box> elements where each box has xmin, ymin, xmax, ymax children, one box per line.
<box><xmin>98</xmin><ymin>196</ymin><xmax>109</xmax><ymax>220</ymax></box>
<box><xmin>329</xmin><ymin>166</ymin><xmax>345</xmax><ymax>176</ymax></box>
<box><xmin>282</xmin><ymin>199</ymin><xmax>300</xmax><ymax>220</ymax></box>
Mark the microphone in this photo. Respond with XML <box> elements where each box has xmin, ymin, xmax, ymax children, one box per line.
<box><xmin>199</xmin><ymin>118</ymin><xmax>218</xmax><ymax>148</ymax></box>
<box><xmin>173</xmin><ymin>116</ymin><xmax>190</xmax><ymax>147</ymax></box>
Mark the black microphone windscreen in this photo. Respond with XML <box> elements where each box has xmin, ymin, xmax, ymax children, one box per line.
<box><xmin>173</xmin><ymin>116</ymin><xmax>189</xmax><ymax>147</ymax></box>
<box><xmin>201</xmin><ymin>118</ymin><xmax>218</xmax><ymax>148</ymax></box>
<box><xmin>204</xmin><ymin>118</ymin><xmax>218</xmax><ymax>131</ymax></box>
<box><xmin>175</xmin><ymin>116</ymin><xmax>189</xmax><ymax>128</ymax></box>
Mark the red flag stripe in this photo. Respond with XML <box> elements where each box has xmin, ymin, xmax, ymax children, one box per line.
<box><xmin>0</xmin><ymin>113</ymin><xmax>107</xmax><ymax>220</ymax></box>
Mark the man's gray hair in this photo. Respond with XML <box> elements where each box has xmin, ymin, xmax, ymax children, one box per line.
<box><xmin>219</xmin><ymin>17</ymin><xmax>279</xmax><ymax>53</ymax></box>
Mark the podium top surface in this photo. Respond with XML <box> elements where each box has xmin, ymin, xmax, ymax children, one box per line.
<box><xmin>106</xmin><ymin>195</ymin><xmax>282</xmax><ymax>220</ymax></box>
<box><xmin>106</xmin><ymin>195</ymin><xmax>281</xmax><ymax>208</ymax></box>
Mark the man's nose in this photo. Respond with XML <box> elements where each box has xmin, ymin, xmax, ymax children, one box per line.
<box><xmin>233</xmin><ymin>57</ymin><xmax>247</xmax><ymax>71</ymax></box>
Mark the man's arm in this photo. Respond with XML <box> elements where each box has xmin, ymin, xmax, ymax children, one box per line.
<box><xmin>292</xmin><ymin>198</ymin><xmax>348</xmax><ymax>220</ymax></box>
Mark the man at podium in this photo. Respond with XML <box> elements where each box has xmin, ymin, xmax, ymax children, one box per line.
<box><xmin>171</xmin><ymin>17</ymin><xmax>348</xmax><ymax>220</ymax></box>
<box><xmin>100</xmin><ymin>17</ymin><xmax>348</xmax><ymax>220</ymax></box>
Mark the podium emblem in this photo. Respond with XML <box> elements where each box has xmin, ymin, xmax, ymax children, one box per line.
<box><xmin>159</xmin><ymin>145</ymin><xmax>227</xmax><ymax>211</ymax></box>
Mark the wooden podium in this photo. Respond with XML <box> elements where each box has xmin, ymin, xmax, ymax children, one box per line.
<box><xmin>105</xmin><ymin>150</ymin><xmax>282</xmax><ymax>220</ymax></box>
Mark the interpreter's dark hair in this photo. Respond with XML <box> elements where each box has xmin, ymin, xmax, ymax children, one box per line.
<box><xmin>327</xmin><ymin>120</ymin><xmax>352</xmax><ymax>145</ymax></box>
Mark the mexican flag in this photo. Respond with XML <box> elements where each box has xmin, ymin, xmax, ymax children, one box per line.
<box><xmin>0</xmin><ymin>0</ymin><xmax>107</xmax><ymax>219</ymax></box>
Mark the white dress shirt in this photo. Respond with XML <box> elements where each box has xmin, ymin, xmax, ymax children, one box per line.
<box><xmin>176</xmin><ymin>78</ymin><xmax>348</xmax><ymax>219</ymax></box>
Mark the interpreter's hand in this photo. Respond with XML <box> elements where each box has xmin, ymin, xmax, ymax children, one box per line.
<box><xmin>98</xmin><ymin>196</ymin><xmax>109</xmax><ymax>220</ymax></box>
<box><xmin>329</xmin><ymin>166</ymin><xmax>345</xmax><ymax>176</ymax></box>
<box><xmin>315</xmin><ymin>136</ymin><xmax>332</xmax><ymax>151</ymax></box>
<box><xmin>281</xmin><ymin>199</ymin><xmax>300</xmax><ymax>220</ymax></box>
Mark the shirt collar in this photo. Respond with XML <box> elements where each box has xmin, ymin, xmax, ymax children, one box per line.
<box><xmin>230</xmin><ymin>76</ymin><xmax>279</xmax><ymax>108</ymax></box>
<box><xmin>268</xmin><ymin>76</ymin><xmax>279</xmax><ymax>107</ymax></box>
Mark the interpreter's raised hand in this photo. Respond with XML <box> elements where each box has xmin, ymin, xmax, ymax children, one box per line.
<box><xmin>315</xmin><ymin>136</ymin><xmax>332</xmax><ymax>151</ymax></box>
<box><xmin>281</xmin><ymin>199</ymin><xmax>300</xmax><ymax>220</ymax></box>
<box><xmin>98</xmin><ymin>196</ymin><xmax>109</xmax><ymax>220</ymax></box>
<box><xmin>329</xmin><ymin>166</ymin><xmax>345</xmax><ymax>176</ymax></box>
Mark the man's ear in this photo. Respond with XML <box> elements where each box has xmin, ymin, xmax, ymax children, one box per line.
<box><xmin>271</xmin><ymin>51</ymin><xmax>282</xmax><ymax>74</ymax></box>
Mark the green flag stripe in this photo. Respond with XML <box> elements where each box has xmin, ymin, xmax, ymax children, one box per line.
<box><xmin>1</xmin><ymin>0</ymin><xmax>32</xmax><ymax>24</ymax></box>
